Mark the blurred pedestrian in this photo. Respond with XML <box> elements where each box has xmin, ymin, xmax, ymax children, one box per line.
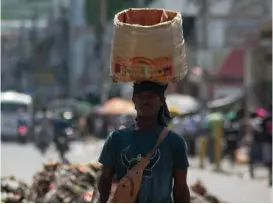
<box><xmin>52</xmin><ymin>112</ymin><xmax>71</xmax><ymax>163</ymax></box>
<box><xmin>224</xmin><ymin>112</ymin><xmax>240</xmax><ymax>167</ymax></box>
<box><xmin>248</xmin><ymin>112</ymin><xmax>263</xmax><ymax>179</ymax></box>
<box><xmin>261</xmin><ymin>105</ymin><xmax>272</xmax><ymax>186</ymax></box>
<box><xmin>34</xmin><ymin>107</ymin><xmax>54</xmax><ymax>154</ymax></box>
<box><xmin>198</xmin><ymin>115</ymin><xmax>210</xmax><ymax>168</ymax></box>
<box><xmin>184</xmin><ymin>115</ymin><xmax>197</xmax><ymax>156</ymax></box>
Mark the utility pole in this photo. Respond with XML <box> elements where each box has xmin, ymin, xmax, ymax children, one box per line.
<box><xmin>30</xmin><ymin>8</ymin><xmax>38</xmax><ymax>98</ymax></box>
<box><xmin>199</xmin><ymin>0</ymin><xmax>209</xmax><ymax>50</ymax></box>
<box><xmin>60</xmin><ymin>5</ymin><xmax>70</xmax><ymax>96</ymax></box>
<box><xmin>69</xmin><ymin>0</ymin><xmax>86</xmax><ymax>97</ymax></box>
<box><xmin>196</xmin><ymin>0</ymin><xmax>209</xmax><ymax>103</ymax></box>
<box><xmin>99</xmin><ymin>0</ymin><xmax>108</xmax><ymax>103</ymax></box>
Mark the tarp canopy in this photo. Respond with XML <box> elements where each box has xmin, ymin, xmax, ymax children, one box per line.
<box><xmin>98</xmin><ymin>97</ymin><xmax>136</xmax><ymax>116</ymax></box>
<box><xmin>166</xmin><ymin>94</ymin><xmax>200</xmax><ymax>115</ymax></box>
<box><xmin>207</xmin><ymin>93</ymin><xmax>243</xmax><ymax>110</ymax></box>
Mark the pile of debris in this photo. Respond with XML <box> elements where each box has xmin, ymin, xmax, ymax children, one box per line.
<box><xmin>1</xmin><ymin>176</ymin><xmax>29</xmax><ymax>203</ymax></box>
<box><xmin>26</xmin><ymin>160</ymin><xmax>101</xmax><ymax>203</ymax></box>
<box><xmin>190</xmin><ymin>180</ymin><xmax>223</xmax><ymax>203</ymax></box>
<box><xmin>1</xmin><ymin>160</ymin><xmax>223</xmax><ymax>203</ymax></box>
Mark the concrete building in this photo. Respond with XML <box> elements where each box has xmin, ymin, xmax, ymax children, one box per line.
<box><xmin>1</xmin><ymin>0</ymin><xmax>92</xmax><ymax>101</ymax></box>
<box><xmin>145</xmin><ymin>0</ymin><xmax>272</xmax><ymax>102</ymax></box>
<box><xmin>1</xmin><ymin>19</ymin><xmax>48</xmax><ymax>93</ymax></box>
<box><xmin>1</xmin><ymin>0</ymin><xmax>58</xmax><ymax>94</ymax></box>
<box><xmin>245</xmin><ymin>19</ymin><xmax>272</xmax><ymax>109</ymax></box>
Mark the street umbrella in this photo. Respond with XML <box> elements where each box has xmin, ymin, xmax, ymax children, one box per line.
<box><xmin>98</xmin><ymin>98</ymin><xmax>136</xmax><ymax>116</ymax></box>
<box><xmin>166</xmin><ymin>94</ymin><xmax>200</xmax><ymax>115</ymax></box>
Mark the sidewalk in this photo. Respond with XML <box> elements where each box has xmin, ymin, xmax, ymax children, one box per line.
<box><xmin>188</xmin><ymin>157</ymin><xmax>272</xmax><ymax>203</ymax></box>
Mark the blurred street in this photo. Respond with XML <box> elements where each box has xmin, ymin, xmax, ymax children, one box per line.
<box><xmin>1</xmin><ymin>0</ymin><xmax>272</xmax><ymax>203</ymax></box>
<box><xmin>1</xmin><ymin>140</ymin><xmax>272</xmax><ymax>203</ymax></box>
<box><xmin>1</xmin><ymin>140</ymin><xmax>105</xmax><ymax>183</ymax></box>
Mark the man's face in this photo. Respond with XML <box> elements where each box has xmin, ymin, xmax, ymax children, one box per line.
<box><xmin>133</xmin><ymin>91</ymin><xmax>163</xmax><ymax>117</ymax></box>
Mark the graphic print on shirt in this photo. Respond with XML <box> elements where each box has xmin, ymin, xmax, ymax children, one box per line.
<box><xmin>121</xmin><ymin>145</ymin><xmax>160</xmax><ymax>178</ymax></box>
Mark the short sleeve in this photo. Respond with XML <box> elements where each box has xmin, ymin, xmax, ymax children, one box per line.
<box><xmin>98</xmin><ymin>132</ymin><xmax>115</xmax><ymax>167</ymax></box>
<box><xmin>170</xmin><ymin>133</ymin><xmax>189</xmax><ymax>170</ymax></box>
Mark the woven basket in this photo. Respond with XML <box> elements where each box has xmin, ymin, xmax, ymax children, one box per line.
<box><xmin>110</xmin><ymin>8</ymin><xmax>187</xmax><ymax>83</ymax></box>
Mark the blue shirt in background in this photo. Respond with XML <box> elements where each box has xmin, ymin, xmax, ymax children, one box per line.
<box><xmin>98</xmin><ymin>125</ymin><xmax>189</xmax><ymax>203</ymax></box>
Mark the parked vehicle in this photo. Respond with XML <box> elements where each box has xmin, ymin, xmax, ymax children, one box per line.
<box><xmin>1</xmin><ymin>91</ymin><xmax>33</xmax><ymax>142</ymax></box>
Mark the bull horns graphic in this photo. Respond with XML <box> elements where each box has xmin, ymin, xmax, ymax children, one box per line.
<box><xmin>121</xmin><ymin>146</ymin><xmax>131</xmax><ymax>168</ymax></box>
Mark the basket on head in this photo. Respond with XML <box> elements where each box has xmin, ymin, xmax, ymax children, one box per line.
<box><xmin>110</xmin><ymin>8</ymin><xmax>187</xmax><ymax>83</ymax></box>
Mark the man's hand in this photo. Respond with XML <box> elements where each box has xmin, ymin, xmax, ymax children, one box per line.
<box><xmin>173</xmin><ymin>168</ymin><xmax>190</xmax><ymax>203</ymax></box>
<box><xmin>98</xmin><ymin>165</ymin><xmax>115</xmax><ymax>203</ymax></box>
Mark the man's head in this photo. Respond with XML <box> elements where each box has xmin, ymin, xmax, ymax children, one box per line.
<box><xmin>132</xmin><ymin>81</ymin><xmax>171</xmax><ymax>126</ymax></box>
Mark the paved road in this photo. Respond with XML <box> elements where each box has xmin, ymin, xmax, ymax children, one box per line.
<box><xmin>188</xmin><ymin>158</ymin><xmax>272</xmax><ymax>203</ymax></box>
<box><xmin>1</xmin><ymin>140</ymin><xmax>105</xmax><ymax>183</ymax></box>
<box><xmin>1</xmin><ymin>141</ymin><xmax>272</xmax><ymax>202</ymax></box>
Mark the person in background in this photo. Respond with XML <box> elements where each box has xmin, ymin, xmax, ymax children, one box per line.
<box><xmin>52</xmin><ymin>112</ymin><xmax>72</xmax><ymax>163</ymax></box>
<box><xmin>198</xmin><ymin>115</ymin><xmax>210</xmax><ymax>168</ymax></box>
<box><xmin>17</xmin><ymin>108</ymin><xmax>31</xmax><ymax>128</ymax></box>
<box><xmin>97</xmin><ymin>82</ymin><xmax>190</xmax><ymax>203</ymax></box>
<box><xmin>224</xmin><ymin>112</ymin><xmax>240</xmax><ymax>167</ymax></box>
<box><xmin>261</xmin><ymin>105</ymin><xmax>272</xmax><ymax>186</ymax></box>
<box><xmin>248</xmin><ymin>111</ymin><xmax>263</xmax><ymax>179</ymax></box>
<box><xmin>34</xmin><ymin>107</ymin><xmax>54</xmax><ymax>154</ymax></box>
<box><xmin>183</xmin><ymin>115</ymin><xmax>197</xmax><ymax>156</ymax></box>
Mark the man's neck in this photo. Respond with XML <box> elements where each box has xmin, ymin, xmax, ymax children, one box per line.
<box><xmin>136</xmin><ymin>116</ymin><xmax>158</xmax><ymax>131</ymax></box>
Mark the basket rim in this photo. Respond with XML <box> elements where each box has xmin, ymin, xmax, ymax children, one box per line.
<box><xmin>114</xmin><ymin>8</ymin><xmax>182</xmax><ymax>29</ymax></box>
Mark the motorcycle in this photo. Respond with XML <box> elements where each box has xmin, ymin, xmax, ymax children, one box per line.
<box><xmin>17</xmin><ymin>124</ymin><xmax>29</xmax><ymax>144</ymax></box>
<box><xmin>17</xmin><ymin>114</ymin><xmax>31</xmax><ymax>144</ymax></box>
<box><xmin>34</xmin><ymin>125</ymin><xmax>53</xmax><ymax>155</ymax></box>
<box><xmin>54</xmin><ymin>127</ymin><xmax>72</xmax><ymax>163</ymax></box>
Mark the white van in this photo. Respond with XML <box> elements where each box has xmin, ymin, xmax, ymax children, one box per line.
<box><xmin>1</xmin><ymin>91</ymin><xmax>33</xmax><ymax>140</ymax></box>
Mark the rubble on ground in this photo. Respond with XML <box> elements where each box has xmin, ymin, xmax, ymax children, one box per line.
<box><xmin>1</xmin><ymin>160</ymin><xmax>223</xmax><ymax>203</ymax></box>
<box><xmin>190</xmin><ymin>180</ymin><xmax>223</xmax><ymax>203</ymax></box>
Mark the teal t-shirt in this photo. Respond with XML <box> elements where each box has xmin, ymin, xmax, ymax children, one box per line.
<box><xmin>98</xmin><ymin>125</ymin><xmax>189</xmax><ymax>203</ymax></box>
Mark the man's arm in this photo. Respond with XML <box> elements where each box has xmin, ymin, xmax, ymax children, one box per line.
<box><xmin>170</xmin><ymin>132</ymin><xmax>190</xmax><ymax>203</ymax></box>
<box><xmin>98</xmin><ymin>165</ymin><xmax>115</xmax><ymax>203</ymax></box>
<box><xmin>173</xmin><ymin>168</ymin><xmax>190</xmax><ymax>203</ymax></box>
<box><xmin>97</xmin><ymin>132</ymin><xmax>116</xmax><ymax>202</ymax></box>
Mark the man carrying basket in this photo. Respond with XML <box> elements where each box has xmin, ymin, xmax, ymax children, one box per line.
<box><xmin>97</xmin><ymin>82</ymin><xmax>190</xmax><ymax>203</ymax></box>
<box><xmin>97</xmin><ymin>7</ymin><xmax>189</xmax><ymax>202</ymax></box>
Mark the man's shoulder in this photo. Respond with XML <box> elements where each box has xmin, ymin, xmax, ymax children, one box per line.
<box><xmin>109</xmin><ymin>126</ymin><xmax>134</xmax><ymax>139</ymax></box>
<box><xmin>167</xmin><ymin>129</ymin><xmax>186</xmax><ymax>141</ymax></box>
